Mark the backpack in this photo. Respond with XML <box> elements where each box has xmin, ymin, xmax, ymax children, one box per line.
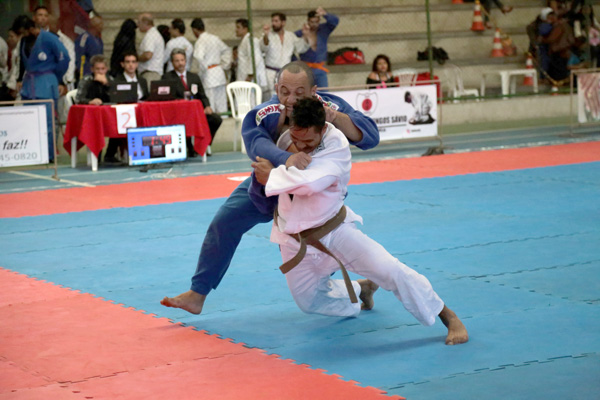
<box><xmin>327</xmin><ymin>47</ymin><xmax>366</xmax><ymax>65</ymax></box>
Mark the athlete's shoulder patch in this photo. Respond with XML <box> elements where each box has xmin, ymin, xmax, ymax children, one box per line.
<box><xmin>315</xmin><ymin>94</ymin><xmax>340</xmax><ymax>111</ymax></box>
<box><xmin>255</xmin><ymin>103</ymin><xmax>283</xmax><ymax>125</ymax></box>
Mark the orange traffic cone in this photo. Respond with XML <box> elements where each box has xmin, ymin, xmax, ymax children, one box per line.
<box><xmin>491</xmin><ymin>29</ymin><xmax>504</xmax><ymax>57</ymax></box>
<box><xmin>471</xmin><ymin>0</ymin><xmax>485</xmax><ymax>32</ymax></box>
<box><xmin>523</xmin><ymin>53</ymin><xmax>534</xmax><ymax>86</ymax></box>
<box><xmin>452</xmin><ymin>0</ymin><xmax>464</xmax><ymax>4</ymax></box>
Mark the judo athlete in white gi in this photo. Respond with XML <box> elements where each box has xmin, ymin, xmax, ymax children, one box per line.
<box><xmin>260</xmin><ymin>12</ymin><xmax>310</xmax><ymax>96</ymax></box>
<box><xmin>253</xmin><ymin>98</ymin><xmax>468</xmax><ymax>345</ymax></box>
<box><xmin>235</xmin><ymin>18</ymin><xmax>269</xmax><ymax>101</ymax></box>
<box><xmin>405</xmin><ymin>90</ymin><xmax>435</xmax><ymax>125</ymax></box>
<box><xmin>191</xmin><ymin>18</ymin><xmax>232</xmax><ymax>114</ymax></box>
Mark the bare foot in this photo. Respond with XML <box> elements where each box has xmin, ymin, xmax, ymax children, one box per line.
<box><xmin>160</xmin><ymin>290</ymin><xmax>206</xmax><ymax>315</ymax></box>
<box><xmin>439</xmin><ymin>305</ymin><xmax>469</xmax><ymax>345</ymax></box>
<box><xmin>358</xmin><ymin>279</ymin><xmax>379</xmax><ymax>310</ymax></box>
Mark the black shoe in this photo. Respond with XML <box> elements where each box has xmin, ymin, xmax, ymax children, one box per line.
<box><xmin>103</xmin><ymin>155</ymin><xmax>120</xmax><ymax>164</ymax></box>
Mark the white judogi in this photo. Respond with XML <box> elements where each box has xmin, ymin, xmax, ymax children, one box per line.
<box><xmin>163</xmin><ymin>36</ymin><xmax>193</xmax><ymax>72</ymax></box>
<box><xmin>138</xmin><ymin>26</ymin><xmax>165</xmax><ymax>74</ymax></box>
<box><xmin>260</xmin><ymin>30</ymin><xmax>309</xmax><ymax>93</ymax></box>
<box><xmin>192</xmin><ymin>32</ymin><xmax>231</xmax><ymax>114</ymax></box>
<box><xmin>266</xmin><ymin>123</ymin><xmax>444</xmax><ymax>324</ymax></box>
<box><xmin>0</xmin><ymin>36</ymin><xmax>7</xmax><ymax>85</ymax></box>
<box><xmin>237</xmin><ymin>32</ymin><xmax>269</xmax><ymax>100</ymax></box>
<box><xmin>57</xmin><ymin>30</ymin><xmax>75</xmax><ymax>89</ymax></box>
<box><xmin>408</xmin><ymin>91</ymin><xmax>433</xmax><ymax>123</ymax></box>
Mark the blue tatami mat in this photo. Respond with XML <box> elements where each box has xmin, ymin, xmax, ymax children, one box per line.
<box><xmin>1</xmin><ymin>162</ymin><xmax>599</xmax><ymax>400</ymax></box>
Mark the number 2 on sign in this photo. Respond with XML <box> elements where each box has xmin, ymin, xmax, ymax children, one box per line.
<box><xmin>115</xmin><ymin>105</ymin><xmax>138</xmax><ymax>134</ymax></box>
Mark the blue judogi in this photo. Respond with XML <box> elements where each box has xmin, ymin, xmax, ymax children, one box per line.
<box><xmin>20</xmin><ymin>30</ymin><xmax>70</xmax><ymax>160</ymax></box>
<box><xmin>75</xmin><ymin>31</ymin><xmax>103</xmax><ymax>81</ymax></box>
<box><xmin>295</xmin><ymin>14</ymin><xmax>339</xmax><ymax>88</ymax></box>
<box><xmin>190</xmin><ymin>92</ymin><xmax>379</xmax><ymax>295</ymax></box>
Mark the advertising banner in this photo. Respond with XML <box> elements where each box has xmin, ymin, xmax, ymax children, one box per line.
<box><xmin>331</xmin><ymin>85</ymin><xmax>438</xmax><ymax>141</ymax></box>
<box><xmin>0</xmin><ymin>104</ymin><xmax>49</xmax><ymax>167</ymax></box>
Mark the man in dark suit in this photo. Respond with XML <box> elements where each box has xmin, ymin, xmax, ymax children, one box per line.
<box><xmin>104</xmin><ymin>51</ymin><xmax>148</xmax><ymax>163</ymax></box>
<box><xmin>162</xmin><ymin>48</ymin><xmax>222</xmax><ymax>157</ymax></box>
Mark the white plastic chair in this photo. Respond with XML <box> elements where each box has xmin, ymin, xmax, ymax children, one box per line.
<box><xmin>226</xmin><ymin>81</ymin><xmax>262</xmax><ymax>153</ymax></box>
<box><xmin>443</xmin><ymin>64</ymin><xmax>479</xmax><ymax>102</ymax></box>
<box><xmin>392</xmin><ymin>68</ymin><xmax>417</xmax><ymax>87</ymax></box>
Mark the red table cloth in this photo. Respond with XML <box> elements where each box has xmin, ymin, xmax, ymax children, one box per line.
<box><xmin>64</xmin><ymin>100</ymin><xmax>211</xmax><ymax>157</ymax></box>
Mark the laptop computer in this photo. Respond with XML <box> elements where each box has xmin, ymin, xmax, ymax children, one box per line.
<box><xmin>148</xmin><ymin>80</ymin><xmax>176</xmax><ymax>101</ymax></box>
<box><xmin>108</xmin><ymin>81</ymin><xmax>138</xmax><ymax>104</ymax></box>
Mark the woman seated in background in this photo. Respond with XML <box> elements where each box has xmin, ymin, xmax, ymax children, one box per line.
<box><xmin>366</xmin><ymin>54</ymin><xmax>395</xmax><ymax>88</ymax></box>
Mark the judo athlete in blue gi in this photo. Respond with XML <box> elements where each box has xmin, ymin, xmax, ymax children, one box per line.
<box><xmin>294</xmin><ymin>7</ymin><xmax>338</xmax><ymax>89</ymax></box>
<box><xmin>20</xmin><ymin>21</ymin><xmax>70</xmax><ymax>161</ymax></box>
<box><xmin>161</xmin><ymin>61</ymin><xmax>379</xmax><ymax>314</ymax></box>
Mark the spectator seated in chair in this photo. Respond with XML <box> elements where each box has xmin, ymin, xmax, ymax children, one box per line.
<box><xmin>366</xmin><ymin>54</ymin><xmax>395</xmax><ymax>88</ymax></box>
<box><xmin>162</xmin><ymin>48</ymin><xmax>222</xmax><ymax>157</ymax></box>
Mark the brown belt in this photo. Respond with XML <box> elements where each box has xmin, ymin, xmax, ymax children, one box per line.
<box><xmin>208</xmin><ymin>64</ymin><xmax>219</xmax><ymax>69</ymax></box>
<box><xmin>276</xmin><ymin>205</ymin><xmax>358</xmax><ymax>303</ymax></box>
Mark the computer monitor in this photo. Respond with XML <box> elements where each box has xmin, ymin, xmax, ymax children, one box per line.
<box><xmin>108</xmin><ymin>81</ymin><xmax>138</xmax><ymax>104</ymax></box>
<box><xmin>127</xmin><ymin>124</ymin><xmax>187</xmax><ymax>166</ymax></box>
<box><xmin>148</xmin><ymin>80</ymin><xmax>176</xmax><ymax>101</ymax></box>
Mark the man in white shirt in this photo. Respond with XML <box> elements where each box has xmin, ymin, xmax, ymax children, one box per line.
<box><xmin>163</xmin><ymin>18</ymin><xmax>193</xmax><ymax>73</ymax></box>
<box><xmin>48</xmin><ymin>15</ymin><xmax>75</xmax><ymax>90</ymax></box>
<box><xmin>260</xmin><ymin>12</ymin><xmax>310</xmax><ymax>96</ymax></box>
<box><xmin>235</xmin><ymin>18</ymin><xmax>269</xmax><ymax>101</ymax></box>
<box><xmin>137</xmin><ymin>13</ymin><xmax>165</xmax><ymax>90</ymax></box>
<box><xmin>252</xmin><ymin>97</ymin><xmax>469</xmax><ymax>346</ymax></box>
<box><xmin>191</xmin><ymin>18</ymin><xmax>232</xmax><ymax>114</ymax></box>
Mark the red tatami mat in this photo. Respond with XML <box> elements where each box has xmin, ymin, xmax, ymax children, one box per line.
<box><xmin>0</xmin><ymin>268</ymin><xmax>402</xmax><ymax>399</ymax></box>
<box><xmin>2</xmin><ymin>142</ymin><xmax>600</xmax><ymax>218</ymax></box>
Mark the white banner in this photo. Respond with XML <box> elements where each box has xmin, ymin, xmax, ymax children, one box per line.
<box><xmin>0</xmin><ymin>104</ymin><xmax>49</xmax><ymax>167</ymax></box>
<box><xmin>113</xmin><ymin>104</ymin><xmax>138</xmax><ymax>134</ymax></box>
<box><xmin>577</xmin><ymin>72</ymin><xmax>600</xmax><ymax>124</ymax></box>
<box><xmin>331</xmin><ymin>85</ymin><xmax>438</xmax><ymax>141</ymax></box>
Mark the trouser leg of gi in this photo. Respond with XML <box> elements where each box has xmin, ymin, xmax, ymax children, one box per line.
<box><xmin>206</xmin><ymin>86</ymin><xmax>228</xmax><ymax>114</ymax></box>
<box><xmin>23</xmin><ymin>97</ymin><xmax>55</xmax><ymax>161</ymax></box>
<box><xmin>282</xmin><ymin>222</ymin><xmax>444</xmax><ymax>325</ymax></box>
<box><xmin>312</xmin><ymin>69</ymin><xmax>329</xmax><ymax>90</ymax></box>
<box><xmin>190</xmin><ymin>177</ymin><xmax>273</xmax><ymax>295</ymax></box>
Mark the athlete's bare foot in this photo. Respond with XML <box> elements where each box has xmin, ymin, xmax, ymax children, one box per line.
<box><xmin>160</xmin><ymin>290</ymin><xmax>206</xmax><ymax>315</ymax></box>
<box><xmin>358</xmin><ymin>279</ymin><xmax>379</xmax><ymax>310</ymax></box>
<box><xmin>439</xmin><ymin>305</ymin><xmax>469</xmax><ymax>345</ymax></box>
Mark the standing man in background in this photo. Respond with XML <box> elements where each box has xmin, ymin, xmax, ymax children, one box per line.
<box><xmin>260</xmin><ymin>12</ymin><xmax>310</xmax><ymax>97</ymax></box>
<box><xmin>75</xmin><ymin>14</ymin><xmax>103</xmax><ymax>85</ymax></box>
<box><xmin>137</xmin><ymin>13</ymin><xmax>165</xmax><ymax>90</ymax></box>
<box><xmin>19</xmin><ymin>17</ymin><xmax>70</xmax><ymax>162</ymax></box>
<box><xmin>295</xmin><ymin>7</ymin><xmax>338</xmax><ymax>89</ymax></box>
<box><xmin>235</xmin><ymin>18</ymin><xmax>269</xmax><ymax>101</ymax></box>
<box><xmin>163</xmin><ymin>18</ymin><xmax>193</xmax><ymax>73</ymax></box>
<box><xmin>191</xmin><ymin>18</ymin><xmax>232</xmax><ymax>114</ymax></box>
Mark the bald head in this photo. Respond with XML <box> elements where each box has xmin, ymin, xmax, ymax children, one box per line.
<box><xmin>138</xmin><ymin>13</ymin><xmax>154</xmax><ymax>32</ymax></box>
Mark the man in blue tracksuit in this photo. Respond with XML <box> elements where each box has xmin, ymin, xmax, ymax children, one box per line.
<box><xmin>161</xmin><ymin>61</ymin><xmax>379</xmax><ymax>315</ymax></box>
<box><xmin>20</xmin><ymin>18</ymin><xmax>70</xmax><ymax>162</ymax></box>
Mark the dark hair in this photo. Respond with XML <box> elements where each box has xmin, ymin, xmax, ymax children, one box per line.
<box><xmin>157</xmin><ymin>24</ymin><xmax>170</xmax><ymax>43</ymax></box>
<box><xmin>33</xmin><ymin>5</ymin><xmax>48</xmax><ymax>13</ymax></box>
<box><xmin>236</xmin><ymin>18</ymin><xmax>248</xmax><ymax>29</ymax></box>
<box><xmin>371</xmin><ymin>54</ymin><xmax>392</xmax><ymax>73</ymax></box>
<box><xmin>22</xmin><ymin>17</ymin><xmax>36</xmax><ymax>30</ymax></box>
<box><xmin>271</xmin><ymin>12</ymin><xmax>286</xmax><ymax>21</ymax></box>
<box><xmin>171</xmin><ymin>18</ymin><xmax>185</xmax><ymax>34</ymax></box>
<box><xmin>191</xmin><ymin>18</ymin><xmax>205</xmax><ymax>31</ymax></box>
<box><xmin>307</xmin><ymin>10</ymin><xmax>318</xmax><ymax>19</ymax></box>
<box><xmin>276</xmin><ymin>61</ymin><xmax>315</xmax><ymax>87</ymax></box>
<box><xmin>404</xmin><ymin>91</ymin><xmax>412</xmax><ymax>102</ymax></box>
<box><xmin>291</xmin><ymin>98</ymin><xmax>326</xmax><ymax>130</ymax></box>
<box><xmin>12</xmin><ymin>15</ymin><xmax>32</xmax><ymax>32</ymax></box>
<box><xmin>121</xmin><ymin>51</ymin><xmax>138</xmax><ymax>62</ymax></box>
